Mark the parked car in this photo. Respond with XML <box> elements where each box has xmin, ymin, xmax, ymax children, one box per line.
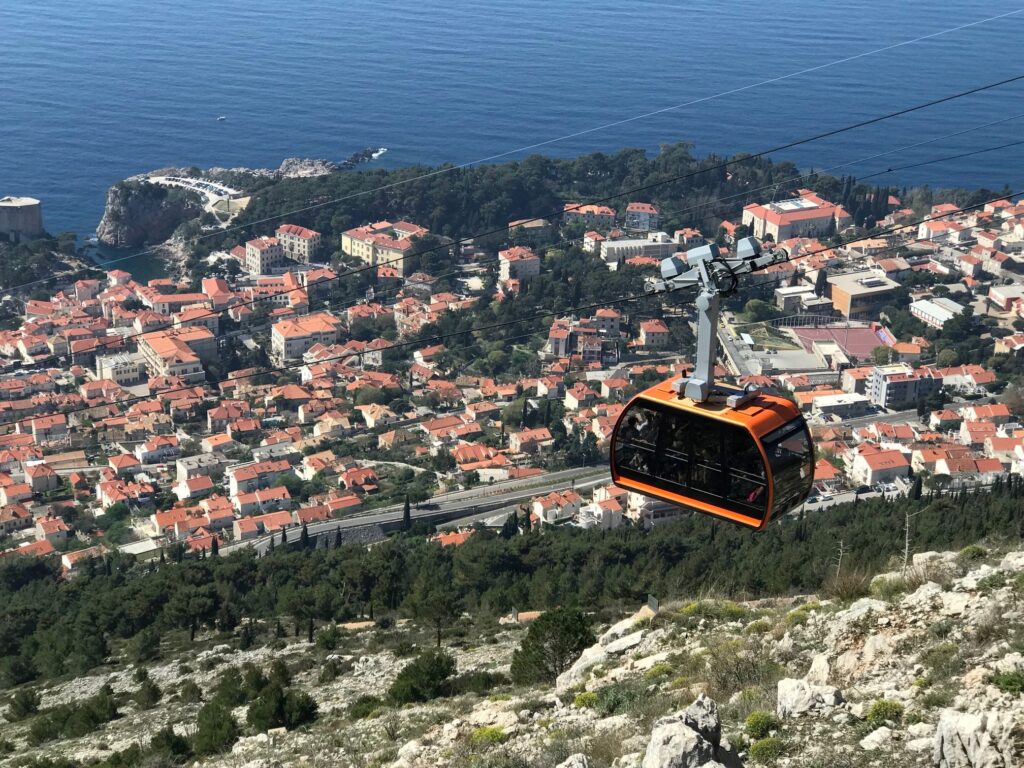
<box><xmin>855</xmin><ymin>485</ymin><xmax>871</xmax><ymax>494</ymax></box>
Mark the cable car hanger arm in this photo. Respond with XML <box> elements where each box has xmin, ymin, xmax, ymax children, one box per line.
<box><xmin>643</xmin><ymin>237</ymin><xmax>789</xmax><ymax>403</ymax></box>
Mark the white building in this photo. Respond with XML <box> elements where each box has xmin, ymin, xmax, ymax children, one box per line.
<box><xmin>599</xmin><ymin>232</ymin><xmax>677</xmax><ymax>270</ymax></box>
<box><xmin>244</xmin><ymin>236</ymin><xmax>285</xmax><ymax>275</ymax></box>
<box><xmin>910</xmin><ymin>297</ymin><xmax>966</xmax><ymax>329</ymax></box>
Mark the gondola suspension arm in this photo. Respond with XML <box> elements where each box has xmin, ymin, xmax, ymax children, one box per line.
<box><xmin>643</xmin><ymin>237</ymin><xmax>789</xmax><ymax>403</ymax></box>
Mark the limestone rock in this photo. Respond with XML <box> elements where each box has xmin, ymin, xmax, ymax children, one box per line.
<box><xmin>913</xmin><ymin>551</ymin><xmax>956</xmax><ymax>567</ymax></box>
<box><xmin>934</xmin><ymin>708</ymin><xmax>1020</xmax><ymax>768</ymax></box>
<box><xmin>682</xmin><ymin>693</ymin><xmax>720</xmax><ymax>749</ymax></box>
<box><xmin>556</xmin><ymin>644</ymin><xmax>608</xmax><ymax>692</ymax></box>
<box><xmin>908</xmin><ymin>722</ymin><xmax>934</xmax><ymax>739</ymax></box>
<box><xmin>601</xmin><ymin>617</ymin><xmax>640</xmax><ymax>646</ymax></box>
<box><xmin>776</xmin><ymin>678</ymin><xmax>843</xmax><ymax>718</ymax></box>
<box><xmin>859</xmin><ymin>726</ymin><xmax>892</xmax><ymax>750</ymax></box>
<box><xmin>998</xmin><ymin>551</ymin><xmax>1024</xmax><ymax>571</ymax></box>
<box><xmin>606</xmin><ymin>630</ymin><xmax>645</xmax><ymax>655</ymax></box>
<box><xmin>556</xmin><ymin>755</ymin><xmax>589</xmax><ymax>768</ymax></box>
<box><xmin>641</xmin><ymin>713</ymin><xmax>715</xmax><ymax>768</ymax></box>
<box><xmin>908</xmin><ymin>737</ymin><xmax>933</xmax><ymax>752</ymax></box>
<box><xmin>805</xmin><ymin>653</ymin><xmax>830</xmax><ymax>685</ymax></box>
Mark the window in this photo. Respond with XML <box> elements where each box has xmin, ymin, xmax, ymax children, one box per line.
<box><xmin>762</xmin><ymin>418</ymin><xmax>814</xmax><ymax>516</ymax></box>
<box><xmin>614</xmin><ymin>399</ymin><xmax>769</xmax><ymax>519</ymax></box>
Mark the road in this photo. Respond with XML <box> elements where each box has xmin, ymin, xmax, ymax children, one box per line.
<box><xmin>221</xmin><ymin>466</ymin><xmax>609</xmax><ymax>555</ymax></box>
<box><xmin>839</xmin><ymin>409</ymin><xmax>919</xmax><ymax>429</ymax></box>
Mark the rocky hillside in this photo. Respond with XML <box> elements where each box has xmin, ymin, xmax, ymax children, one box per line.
<box><xmin>1</xmin><ymin>545</ymin><xmax>1021</xmax><ymax>768</ymax></box>
<box><xmin>94</xmin><ymin>181</ymin><xmax>204</xmax><ymax>248</ymax></box>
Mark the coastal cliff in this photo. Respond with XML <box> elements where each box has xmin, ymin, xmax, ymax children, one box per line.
<box><xmin>95</xmin><ymin>181</ymin><xmax>203</xmax><ymax>249</ymax></box>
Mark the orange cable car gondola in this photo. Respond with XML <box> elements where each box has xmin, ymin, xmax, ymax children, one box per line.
<box><xmin>609</xmin><ymin>238</ymin><xmax>815</xmax><ymax>530</ymax></box>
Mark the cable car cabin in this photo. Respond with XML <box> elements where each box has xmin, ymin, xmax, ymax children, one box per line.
<box><xmin>610</xmin><ymin>379</ymin><xmax>814</xmax><ymax>530</ymax></box>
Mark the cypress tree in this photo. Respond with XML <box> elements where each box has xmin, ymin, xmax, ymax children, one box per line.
<box><xmin>403</xmin><ymin>495</ymin><xmax>412</xmax><ymax>531</ymax></box>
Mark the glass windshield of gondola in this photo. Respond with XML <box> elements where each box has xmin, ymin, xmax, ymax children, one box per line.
<box><xmin>761</xmin><ymin>418</ymin><xmax>814</xmax><ymax>515</ymax></box>
<box><xmin>613</xmin><ymin>399</ymin><xmax>770</xmax><ymax>522</ymax></box>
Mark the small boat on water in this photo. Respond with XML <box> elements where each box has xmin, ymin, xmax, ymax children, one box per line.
<box><xmin>216</xmin><ymin>116</ymin><xmax>227</xmax><ymax>122</ymax></box>
<box><xmin>371</xmin><ymin>147</ymin><xmax>387</xmax><ymax>159</ymax></box>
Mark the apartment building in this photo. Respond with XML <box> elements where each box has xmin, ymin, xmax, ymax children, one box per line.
<box><xmin>276</xmin><ymin>224</ymin><xmax>322</xmax><ymax>264</ymax></box>
<box><xmin>563</xmin><ymin>203</ymin><xmax>616</xmax><ymax>228</ymax></box>
<box><xmin>866</xmin><ymin>364</ymin><xmax>941</xmax><ymax>408</ymax></box>
<box><xmin>138</xmin><ymin>327</ymin><xmax>216</xmax><ymax>383</ymax></box>
<box><xmin>341</xmin><ymin>220</ymin><xmax>429</xmax><ymax>276</ymax></box>
<box><xmin>244</xmin><ymin>236</ymin><xmax>285</xmax><ymax>275</ymax></box>
<box><xmin>742</xmin><ymin>189</ymin><xmax>851</xmax><ymax>241</ymax></box>
<box><xmin>498</xmin><ymin>246</ymin><xmax>541</xmax><ymax>283</ymax></box>
<box><xmin>827</xmin><ymin>271</ymin><xmax>900</xmax><ymax>320</ymax></box>
<box><xmin>624</xmin><ymin>202</ymin><xmax>660</xmax><ymax>232</ymax></box>
<box><xmin>270</xmin><ymin>311</ymin><xmax>343</xmax><ymax>363</ymax></box>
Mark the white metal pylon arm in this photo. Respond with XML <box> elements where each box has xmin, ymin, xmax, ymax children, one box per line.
<box><xmin>641</xmin><ymin>237</ymin><xmax>788</xmax><ymax>402</ymax></box>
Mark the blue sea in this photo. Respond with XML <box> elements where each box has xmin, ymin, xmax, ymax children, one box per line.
<box><xmin>2</xmin><ymin>0</ymin><xmax>1024</xmax><ymax>278</ymax></box>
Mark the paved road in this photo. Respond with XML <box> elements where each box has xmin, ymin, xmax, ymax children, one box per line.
<box><xmin>222</xmin><ymin>466</ymin><xmax>609</xmax><ymax>555</ymax></box>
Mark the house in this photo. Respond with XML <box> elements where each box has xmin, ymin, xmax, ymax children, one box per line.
<box><xmin>233</xmin><ymin>509</ymin><xmax>295</xmax><ymax>541</ymax></box>
<box><xmin>356</xmin><ymin>403</ymin><xmax>399</xmax><ymax>428</ymax></box>
<box><xmin>0</xmin><ymin>503</ymin><xmax>33</xmax><ymax>536</ymax></box>
<box><xmin>510</xmin><ymin>427</ymin><xmax>554</xmax><ymax>453</ymax></box>
<box><xmin>0</xmin><ymin>483</ymin><xmax>33</xmax><ymax>506</ymax></box>
<box><xmin>813</xmin><ymin>459</ymin><xmax>843</xmax><ymax>491</ymax></box>
<box><xmin>531</xmin><ymin>490</ymin><xmax>583</xmax><ymax>525</ymax></box>
<box><xmin>228</xmin><ymin>459</ymin><xmax>293</xmax><ymax>496</ymax></box>
<box><xmin>849</xmin><ymin>447</ymin><xmax>910</xmax><ymax>486</ymax></box>
<box><xmin>25</xmin><ymin>414</ymin><xmax>68</xmax><ymax>445</ymax></box>
<box><xmin>638</xmin><ymin>319</ymin><xmax>671</xmax><ymax>350</ymax></box>
<box><xmin>25</xmin><ymin>462</ymin><xmax>60</xmax><ymax>494</ymax></box>
<box><xmin>233</xmin><ymin>486</ymin><xmax>292</xmax><ymax>516</ymax></box>
<box><xmin>174</xmin><ymin>474</ymin><xmax>215</xmax><ymax>502</ymax></box>
<box><xmin>135</xmin><ymin>435</ymin><xmax>180</xmax><ymax>464</ymax></box>
<box><xmin>564</xmin><ymin>382</ymin><xmax>598</xmax><ymax>411</ymax></box>
<box><xmin>35</xmin><ymin>515</ymin><xmax>70</xmax><ymax>544</ymax></box>
<box><xmin>244</xmin><ymin>236</ymin><xmax>285</xmax><ymax>275</ymax></box>
<box><xmin>576</xmin><ymin>498</ymin><xmax>623</xmax><ymax>529</ymax></box>
<box><xmin>563</xmin><ymin>203</ymin><xmax>616</xmax><ymax>228</ymax></box>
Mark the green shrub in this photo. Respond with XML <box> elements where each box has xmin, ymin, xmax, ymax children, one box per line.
<box><xmin>920</xmin><ymin>643</ymin><xmax>962</xmax><ymax>679</ymax></box>
<box><xmin>988</xmin><ymin>670</ymin><xmax>1024</xmax><ymax>694</ymax></box>
<box><xmin>134</xmin><ymin>679</ymin><xmax>162</xmax><ymax>709</ymax></box>
<box><xmin>6</xmin><ymin>687</ymin><xmax>40</xmax><ymax>721</ymax></box>
<box><xmin>315</xmin><ymin>624</ymin><xmax>343</xmax><ymax>651</ymax></box>
<box><xmin>957</xmin><ymin>545</ymin><xmax>987</xmax><ymax>563</ymax></box>
<box><xmin>469</xmin><ymin>726</ymin><xmax>506</xmax><ymax>747</ymax></box>
<box><xmin>150</xmin><ymin>725</ymin><xmax>191</xmax><ymax>759</ymax></box>
<box><xmin>388</xmin><ymin>649</ymin><xmax>456</xmax><ymax>704</ymax></box>
<box><xmin>745</xmin><ymin>710</ymin><xmax>780</xmax><ymax>740</ymax></box>
<box><xmin>871</xmin><ymin>576</ymin><xmax>909</xmax><ymax>602</ymax></box>
<box><xmin>644</xmin><ymin>662</ymin><xmax>674</xmax><ymax>680</ymax></box>
<box><xmin>593</xmin><ymin>682</ymin><xmax>642</xmax><ymax>717</ymax></box>
<box><xmin>919</xmin><ymin>687</ymin><xmax>954</xmax><ymax>709</ymax></box>
<box><xmin>678</xmin><ymin>600</ymin><xmax>749</xmax><ymax>623</ymax></box>
<box><xmin>247</xmin><ymin>682</ymin><xmax>318</xmax><ymax>731</ymax></box>
<box><xmin>350</xmin><ymin>694</ymin><xmax>384</xmax><ymax>720</ymax></box>
<box><xmin>510</xmin><ymin>609</ymin><xmax>594</xmax><ymax>685</ymax></box>
<box><xmin>866</xmin><ymin>699</ymin><xmax>904</xmax><ymax>728</ymax></box>
<box><xmin>193</xmin><ymin>701</ymin><xmax>239</xmax><ymax>756</ymax></box>
<box><xmin>453</xmin><ymin>670</ymin><xmax>510</xmax><ymax>695</ymax></box>
<box><xmin>179</xmin><ymin>679</ymin><xmax>202</xmax><ymax>703</ymax></box>
<box><xmin>573</xmin><ymin>691</ymin><xmax>598</xmax><ymax>708</ymax></box>
<box><xmin>27</xmin><ymin>686</ymin><xmax>120</xmax><ymax>745</ymax></box>
<box><xmin>748</xmin><ymin>737</ymin><xmax>786</xmax><ymax>764</ymax></box>
<box><xmin>744</xmin><ymin>619</ymin><xmax>773</xmax><ymax>635</ymax></box>
<box><xmin>976</xmin><ymin>573</ymin><xmax>1009</xmax><ymax>592</ymax></box>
